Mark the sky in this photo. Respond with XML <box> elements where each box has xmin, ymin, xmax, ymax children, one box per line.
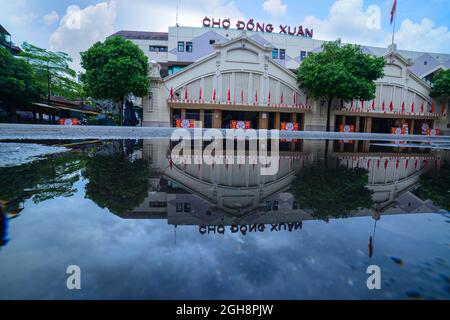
<box><xmin>1</xmin><ymin>0</ymin><xmax>450</xmax><ymax>71</ymax></box>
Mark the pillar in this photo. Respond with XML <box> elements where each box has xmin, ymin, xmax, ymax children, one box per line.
<box><xmin>274</xmin><ymin>112</ymin><xmax>281</xmax><ymax>130</ymax></box>
<box><xmin>199</xmin><ymin>109</ymin><xmax>205</xmax><ymax>128</ymax></box>
<box><xmin>259</xmin><ymin>112</ymin><xmax>268</xmax><ymax>129</ymax></box>
<box><xmin>339</xmin><ymin>115</ymin><xmax>346</xmax><ymax>152</ymax></box>
<box><xmin>181</xmin><ymin>108</ymin><xmax>186</xmax><ymax>119</ymax></box>
<box><xmin>354</xmin><ymin>116</ymin><xmax>361</xmax><ymax>152</ymax></box>
<box><xmin>212</xmin><ymin>110</ymin><xmax>222</xmax><ymax>128</ymax></box>
<box><xmin>363</xmin><ymin>117</ymin><xmax>372</xmax><ymax>152</ymax></box>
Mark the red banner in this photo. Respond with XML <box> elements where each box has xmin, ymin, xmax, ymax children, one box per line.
<box><xmin>230</xmin><ymin>120</ymin><xmax>251</xmax><ymax>129</ymax></box>
<box><xmin>175</xmin><ymin>119</ymin><xmax>195</xmax><ymax>128</ymax></box>
<box><xmin>59</xmin><ymin>118</ymin><xmax>78</xmax><ymax>126</ymax></box>
<box><xmin>280</xmin><ymin>122</ymin><xmax>299</xmax><ymax>131</ymax></box>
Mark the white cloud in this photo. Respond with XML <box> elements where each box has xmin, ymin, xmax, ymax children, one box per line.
<box><xmin>43</xmin><ymin>10</ymin><xmax>59</xmax><ymax>27</ymax></box>
<box><xmin>262</xmin><ymin>0</ymin><xmax>287</xmax><ymax>17</ymax></box>
<box><xmin>10</xmin><ymin>13</ymin><xmax>37</xmax><ymax>26</ymax></box>
<box><xmin>49</xmin><ymin>1</ymin><xmax>117</xmax><ymax>72</ymax></box>
<box><xmin>113</xmin><ymin>0</ymin><xmax>244</xmax><ymax>32</ymax></box>
<box><xmin>300</xmin><ymin>0</ymin><xmax>450</xmax><ymax>53</ymax></box>
<box><xmin>393</xmin><ymin>18</ymin><xmax>450</xmax><ymax>53</ymax></box>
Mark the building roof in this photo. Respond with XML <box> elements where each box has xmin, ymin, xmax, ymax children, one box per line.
<box><xmin>110</xmin><ymin>30</ymin><xmax>168</xmax><ymax>41</ymax></box>
<box><xmin>409</xmin><ymin>53</ymin><xmax>442</xmax><ymax>77</ymax></box>
<box><xmin>0</xmin><ymin>24</ymin><xmax>10</xmax><ymax>36</ymax></box>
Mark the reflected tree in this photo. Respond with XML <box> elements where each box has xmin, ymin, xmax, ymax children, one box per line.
<box><xmin>83</xmin><ymin>153</ymin><xmax>149</xmax><ymax>214</ymax></box>
<box><xmin>0</xmin><ymin>153</ymin><xmax>86</xmax><ymax>204</ymax></box>
<box><xmin>417</xmin><ymin>161</ymin><xmax>450</xmax><ymax>211</ymax></box>
<box><xmin>290</xmin><ymin>165</ymin><xmax>374</xmax><ymax>222</ymax></box>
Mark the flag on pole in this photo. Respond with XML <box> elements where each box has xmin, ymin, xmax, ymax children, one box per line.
<box><xmin>390</xmin><ymin>0</ymin><xmax>397</xmax><ymax>24</ymax></box>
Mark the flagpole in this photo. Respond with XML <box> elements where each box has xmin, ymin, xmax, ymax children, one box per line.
<box><xmin>391</xmin><ymin>0</ymin><xmax>397</xmax><ymax>46</ymax></box>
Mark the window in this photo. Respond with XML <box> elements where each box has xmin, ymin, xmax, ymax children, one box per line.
<box><xmin>272</xmin><ymin>48</ymin><xmax>278</xmax><ymax>59</ymax></box>
<box><xmin>209</xmin><ymin>39</ymin><xmax>216</xmax><ymax>45</ymax></box>
<box><xmin>273</xmin><ymin>200</ymin><xmax>279</xmax><ymax>211</ymax></box>
<box><xmin>148</xmin><ymin>201</ymin><xmax>167</xmax><ymax>208</ymax></box>
<box><xmin>300</xmin><ymin>51</ymin><xmax>307</xmax><ymax>61</ymax></box>
<box><xmin>183</xmin><ymin>203</ymin><xmax>191</xmax><ymax>213</ymax></box>
<box><xmin>279</xmin><ymin>49</ymin><xmax>286</xmax><ymax>60</ymax></box>
<box><xmin>149</xmin><ymin>45</ymin><xmax>168</xmax><ymax>52</ymax></box>
<box><xmin>177</xmin><ymin>41</ymin><xmax>184</xmax><ymax>52</ymax></box>
<box><xmin>307</xmin><ymin>51</ymin><xmax>312</xmax><ymax>57</ymax></box>
<box><xmin>186</xmin><ymin>41</ymin><xmax>193</xmax><ymax>52</ymax></box>
<box><xmin>292</xmin><ymin>201</ymin><xmax>299</xmax><ymax>210</ymax></box>
<box><xmin>266</xmin><ymin>201</ymin><xmax>272</xmax><ymax>211</ymax></box>
<box><xmin>176</xmin><ymin>203</ymin><xmax>183</xmax><ymax>212</ymax></box>
<box><xmin>424</xmin><ymin>61</ymin><xmax>427</xmax><ymax>65</ymax></box>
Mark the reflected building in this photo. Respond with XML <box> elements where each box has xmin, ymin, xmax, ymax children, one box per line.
<box><xmin>117</xmin><ymin>139</ymin><xmax>447</xmax><ymax>226</ymax></box>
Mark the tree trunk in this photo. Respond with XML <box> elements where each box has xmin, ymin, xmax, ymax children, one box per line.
<box><xmin>326</xmin><ymin>97</ymin><xmax>333</xmax><ymax>132</ymax></box>
<box><xmin>119</xmin><ymin>99</ymin><xmax>124</xmax><ymax>126</ymax></box>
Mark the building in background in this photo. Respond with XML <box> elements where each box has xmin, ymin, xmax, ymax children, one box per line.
<box><xmin>111</xmin><ymin>24</ymin><xmax>450</xmax><ymax>134</ymax></box>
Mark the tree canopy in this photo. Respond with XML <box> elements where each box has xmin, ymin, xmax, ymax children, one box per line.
<box><xmin>430</xmin><ymin>69</ymin><xmax>450</xmax><ymax>99</ymax></box>
<box><xmin>0</xmin><ymin>47</ymin><xmax>43</xmax><ymax>121</ymax></box>
<box><xmin>80</xmin><ymin>36</ymin><xmax>149</xmax><ymax>104</ymax></box>
<box><xmin>297</xmin><ymin>40</ymin><xmax>385</xmax><ymax>131</ymax></box>
<box><xmin>416</xmin><ymin>161</ymin><xmax>450</xmax><ymax>211</ymax></box>
<box><xmin>20</xmin><ymin>42</ymin><xmax>81</xmax><ymax>100</ymax></box>
<box><xmin>83</xmin><ymin>153</ymin><xmax>149</xmax><ymax>215</ymax></box>
<box><xmin>290</xmin><ymin>165</ymin><xmax>374</xmax><ymax>222</ymax></box>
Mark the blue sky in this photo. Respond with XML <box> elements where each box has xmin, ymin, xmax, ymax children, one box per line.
<box><xmin>1</xmin><ymin>0</ymin><xmax>450</xmax><ymax>70</ymax></box>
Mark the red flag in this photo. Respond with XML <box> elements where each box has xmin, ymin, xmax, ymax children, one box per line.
<box><xmin>414</xmin><ymin>159</ymin><xmax>418</xmax><ymax>169</ymax></box>
<box><xmin>377</xmin><ymin>159</ymin><xmax>380</xmax><ymax>169</ymax></box>
<box><xmin>241</xmin><ymin>89</ymin><xmax>244</xmax><ymax>103</ymax></box>
<box><xmin>431</xmin><ymin>102</ymin><xmax>435</xmax><ymax>113</ymax></box>
<box><xmin>293</xmin><ymin>92</ymin><xmax>296</xmax><ymax>105</ymax></box>
<box><xmin>389</xmin><ymin>101</ymin><xmax>393</xmax><ymax>112</ymax></box>
<box><xmin>227</xmin><ymin>88</ymin><xmax>231</xmax><ymax>102</ymax></box>
<box><xmin>199</xmin><ymin>86</ymin><xmax>203</xmax><ymax>100</ymax></box>
<box><xmin>213</xmin><ymin>88</ymin><xmax>216</xmax><ymax>101</ymax></box>
<box><xmin>382</xmin><ymin>101</ymin><xmax>385</xmax><ymax>111</ymax></box>
<box><xmin>405</xmin><ymin>159</ymin><xmax>409</xmax><ymax>169</ymax></box>
<box><xmin>351</xmin><ymin>100</ymin><xmax>354</xmax><ymax>109</ymax></box>
<box><xmin>361</xmin><ymin>100</ymin><xmax>364</xmax><ymax>109</ymax></box>
<box><xmin>372</xmin><ymin>100</ymin><xmax>375</xmax><ymax>110</ymax></box>
<box><xmin>255</xmin><ymin>91</ymin><xmax>258</xmax><ymax>103</ymax></box>
<box><xmin>401</xmin><ymin>101</ymin><xmax>405</xmax><ymax>113</ymax></box>
<box><xmin>184</xmin><ymin>86</ymin><xmax>188</xmax><ymax>100</ymax></box>
<box><xmin>390</xmin><ymin>0</ymin><xmax>397</xmax><ymax>24</ymax></box>
<box><xmin>421</xmin><ymin>101</ymin><xmax>424</xmax><ymax>113</ymax></box>
<box><xmin>268</xmin><ymin>91</ymin><xmax>271</xmax><ymax>104</ymax></box>
<box><xmin>384</xmin><ymin>159</ymin><xmax>388</xmax><ymax>169</ymax></box>
<box><xmin>442</xmin><ymin>100</ymin><xmax>446</xmax><ymax>114</ymax></box>
<box><xmin>281</xmin><ymin>92</ymin><xmax>284</xmax><ymax>104</ymax></box>
<box><xmin>396</xmin><ymin>159</ymin><xmax>399</xmax><ymax>169</ymax></box>
<box><xmin>169</xmin><ymin>87</ymin><xmax>174</xmax><ymax>99</ymax></box>
<box><xmin>411</xmin><ymin>102</ymin><xmax>415</xmax><ymax>113</ymax></box>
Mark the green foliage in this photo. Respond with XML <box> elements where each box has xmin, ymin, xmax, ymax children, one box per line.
<box><xmin>84</xmin><ymin>153</ymin><xmax>149</xmax><ymax>214</ymax></box>
<box><xmin>297</xmin><ymin>40</ymin><xmax>385</xmax><ymax>131</ymax></box>
<box><xmin>0</xmin><ymin>46</ymin><xmax>44</xmax><ymax>119</ymax></box>
<box><xmin>430</xmin><ymin>69</ymin><xmax>450</xmax><ymax>99</ymax></box>
<box><xmin>290</xmin><ymin>165</ymin><xmax>374</xmax><ymax>222</ymax></box>
<box><xmin>0</xmin><ymin>152</ymin><xmax>86</xmax><ymax>203</ymax></box>
<box><xmin>417</xmin><ymin>162</ymin><xmax>450</xmax><ymax>211</ymax></box>
<box><xmin>20</xmin><ymin>42</ymin><xmax>81</xmax><ymax>100</ymax></box>
<box><xmin>80</xmin><ymin>36</ymin><xmax>149</xmax><ymax>103</ymax></box>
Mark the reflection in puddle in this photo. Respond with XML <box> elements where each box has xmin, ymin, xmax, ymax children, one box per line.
<box><xmin>0</xmin><ymin>138</ymin><xmax>448</xmax><ymax>299</ymax></box>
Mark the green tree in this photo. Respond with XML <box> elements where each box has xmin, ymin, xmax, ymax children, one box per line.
<box><xmin>416</xmin><ymin>161</ymin><xmax>450</xmax><ymax>211</ymax></box>
<box><xmin>20</xmin><ymin>42</ymin><xmax>81</xmax><ymax>101</ymax></box>
<box><xmin>290</xmin><ymin>165</ymin><xmax>374</xmax><ymax>222</ymax></box>
<box><xmin>84</xmin><ymin>153</ymin><xmax>149</xmax><ymax>214</ymax></box>
<box><xmin>80</xmin><ymin>36</ymin><xmax>149</xmax><ymax>125</ymax></box>
<box><xmin>430</xmin><ymin>69</ymin><xmax>450</xmax><ymax>103</ymax></box>
<box><xmin>297</xmin><ymin>40</ymin><xmax>385</xmax><ymax>132</ymax></box>
<box><xmin>0</xmin><ymin>47</ymin><xmax>43</xmax><ymax>122</ymax></box>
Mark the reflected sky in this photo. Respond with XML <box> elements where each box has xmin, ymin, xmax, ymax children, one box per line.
<box><xmin>0</xmin><ymin>139</ymin><xmax>449</xmax><ymax>300</ymax></box>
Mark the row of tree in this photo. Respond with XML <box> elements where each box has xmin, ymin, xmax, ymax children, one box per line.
<box><xmin>0</xmin><ymin>36</ymin><xmax>149</xmax><ymax>124</ymax></box>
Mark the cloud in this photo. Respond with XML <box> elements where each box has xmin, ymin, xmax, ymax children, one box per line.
<box><xmin>10</xmin><ymin>13</ymin><xmax>37</xmax><ymax>26</ymax></box>
<box><xmin>49</xmin><ymin>1</ymin><xmax>117</xmax><ymax>72</ymax></box>
<box><xmin>43</xmin><ymin>10</ymin><xmax>59</xmax><ymax>27</ymax></box>
<box><xmin>300</xmin><ymin>0</ymin><xmax>450</xmax><ymax>53</ymax></box>
<box><xmin>262</xmin><ymin>0</ymin><xmax>287</xmax><ymax>17</ymax></box>
<box><xmin>113</xmin><ymin>0</ymin><xmax>244</xmax><ymax>32</ymax></box>
<box><xmin>393</xmin><ymin>18</ymin><xmax>450</xmax><ymax>53</ymax></box>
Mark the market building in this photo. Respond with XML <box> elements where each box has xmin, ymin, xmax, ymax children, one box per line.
<box><xmin>110</xmin><ymin>22</ymin><xmax>450</xmax><ymax>134</ymax></box>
